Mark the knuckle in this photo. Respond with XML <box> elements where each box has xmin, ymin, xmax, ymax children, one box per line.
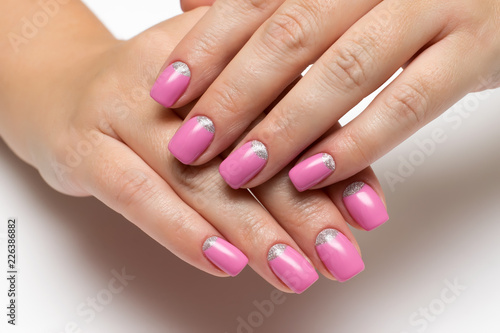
<box><xmin>159</xmin><ymin>208</ymin><xmax>199</xmax><ymax>240</ymax></box>
<box><xmin>384</xmin><ymin>80</ymin><xmax>429</xmax><ymax>129</ymax></box>
<box><xmin>241</xmin><ymin>0</ymin><xmax>273</xmax><ymax>12</ymax></box>
<box><xmin>322</xmin><ymin>36</ymin><xmax>375</xmax><ymax>93</ymax></box>
<box><xmin>114</xmin><ymin>169</ymin><xmax>158</xmax><ymax>207</ymax></box>
<box><xmin>236</xmin><ymin>213</ymin><xmax>270</xmax><ymax>246</ymax></box>
<box><xmin>267</xmin><ymin>110</ymin><xmax>300</xmax><ymax>145</ymax></box>
<box><xmin>286</xmin><ymin>198</ymin><xmax>333</xmax><ymax>230</ymax></box>
<box><xmin>190</xmin><ymin>30</ymin><xmax>220</xmax><ymax>59</ymax></box>
<box><xmin>208</xmin><ymin>80</ymin><xmax>245</xmax><ymax>116</ymax></box>
<box><xmin>263</xmin><ymin>4</ymin><xmax>315</xmax><ymax>54</ymax></box>
<box><xmin>170</xmin><ymin>161</ymin><xmax>221</xmax><ymax>201</ymax></box>
<box><xmin>340</xmin><ymin>128</ymin><xmax>374</xmax><ymax>167</ymax></box>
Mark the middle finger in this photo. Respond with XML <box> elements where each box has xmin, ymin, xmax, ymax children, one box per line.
<box><xmin>168</xmin><ymin>0</ymin><xmax>381</xmax><ymax>168</ymax></box>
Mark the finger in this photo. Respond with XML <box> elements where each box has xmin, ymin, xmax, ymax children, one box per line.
<box><xmin>180</xmin><ymin>0</ymin><xmax>215</xmax><ymax>12</ymax></box>
<box><xmin>326</xmin><ymin>167</ymin><xmax>389</xmax><ymax>231</ymax></box>
<box><xmin>288</xmin><ymin>123</ymin><xmax>389</xmax><ymax>231</ymax></box>
<box><xmin>222</xmin><ymin>118</ymin><xmax>368</xmax><ymax>280</ymax></box>
<box><xmin>298</xmin><ymin>29</ymin><xmax>480</xmax><ymax>189</ymax></box>
<box><xmin>220</xmin><ymin>0</ymin><xmax>448</xmax><ymax>189</ymax></box>
<box><xmin>76</xmin><ymin>135</ymin><xmax>244</xmax><ymax>277</ymax></box>
<box><xmin>110</xmin><ymin>100</ymin><xmax>318</xmax><ymax>293</ymax></box>
<box><xmin>167</xmin><ymin>0</ymin><xmax>381</xmax><ymax>166</ymax></box>
<box><xmin>216</xmin><ymin>116</ymin><xmax>365</xmax><ymax>281</ymax></box>
<box><xmin>150</xmin><ymin>0</ymin><xmax>285</xmax><ymax>108</ymax></box>
<box><xmin>252</xmin><ymin>164</ymin><xmax>366</xmax><ymax>282</ymax></box>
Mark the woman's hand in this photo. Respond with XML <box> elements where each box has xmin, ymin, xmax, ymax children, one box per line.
<box><xmin>0</xmin><ymin>0</ymin><xmax>389</xmax><ymax>293</ymax></box>
<box><xmin>154</xmin><ymin>0</ymin><xmax>500</xmax><ymax>191</ymax></box>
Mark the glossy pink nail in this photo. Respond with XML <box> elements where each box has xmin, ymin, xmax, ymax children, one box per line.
<box><xmin>150</xmin><ymin>61</ymin><xmax>191</xmax><ymax>108</ymax></box>
<box><xmin>289</xmin><ymin>153</ymin><xmax>335</xmax><ymax>191</ymax></box>
<box><xmin>315</xmin><ymin>229</ymin><xmax>364</xmax><ymax>282</ymax></box>
<box><xmin>343</xmin><ymin>182</ymin><xmax>389</xmax><ymax>231</ymax></box>
<box><xmin>203</xmin><ymin>236</ymin><xmax>248</xmax><ymax>277</ymax></box>
<box><xmin>168</xmin><ymin>116</ymin><xmax>215</xmax><ymax>164</ymax></box>
<box><xmin>267</xmin><ymin>244</ymin><xmax>318</xmax><ymax>294</ymax></box>
<box><xmin>219</xmin><ymin>141</ymin><xmax>268</xmax><ymax>189</ymax></box>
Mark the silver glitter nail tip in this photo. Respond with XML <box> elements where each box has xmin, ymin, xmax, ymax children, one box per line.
<box><xmin>197</xmin><ymin>116</ymin><xmax>215</xmax><ymax>134</ymax></box>
<box><xmin>343</xmin><ymin>182</ymin><xmax>365</xmax><ymax>197</ymax></box>
<box><xmin>267</xmin><ymin>244</ymin><xmax>287</xmax><ymax>261</ymax></box>
<box><xmin>322</xmin><ymin>153</ymin><xmax>336</xmax><ymax>171</ymax></box>
<box><xmin>315</xmin><ymin>229</ymin><xmax>339</xmax><ymax>246</ymax></box>
<box><xmin>202</xmin><ymin>236</ymin><xmax>218</xmax><ymax>251</ymax></box>
<box><xmin>172</xmin><ymin>61</ymin><xmax>191</xmax><ymax>77</ymax></box>
<box><xmin>251</xmin><ymin>141</ymin><xmax>268</xmax><ymax>160</ymax></box>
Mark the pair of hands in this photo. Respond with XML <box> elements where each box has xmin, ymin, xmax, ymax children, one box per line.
<box><xmin>1</xmin><ymin>0</ymin><xmax>498</xmax><ymax>293</ymax></box>
<box><xmin>0</xmin><ymin>1</ymin><xmax>380</xmax><ymax>293</ymax></box>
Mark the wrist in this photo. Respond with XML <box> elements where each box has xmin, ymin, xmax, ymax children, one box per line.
<box><xmin>0</xmin><ymin>0</ymin><xmax>118</xmax><ymax>165</ymax></box>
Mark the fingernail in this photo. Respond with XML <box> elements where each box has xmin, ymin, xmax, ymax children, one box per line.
<box><xmin>267</xmin><ymin>244</ymin><xmax>318</xmax><ymax>294</ymax></box>
<box><xmin>289</xmin><ymin>153</ymin><xmax>335</xmax><ymax>191</ymax></box>
<box><xmin>202</xmin><ymin>236</ymin><xmax>248</xmax><ymax>277</ymax></box>
<box><xmin>168</xmin><ymin>116</ymin><xmax>215</xmax><ymax>164</ymax></box>
<box><xmin>150</xmin><ymin>61</ymin><xmax>191</xmax><ymax>108</ymax></box>
<box><xmin>343</xmin><ymin>182</ymin><xmax>389</xmax><ymax>231</ymax></box>
<box><xmin>315</xmin><ymin>229</ymin><xmax>364</xmax><ymax>282</ymax></box>
<box><xmin>219</xmin><ymin>141</ymin><xmax>268</xmax><ymax>189</ymax></box>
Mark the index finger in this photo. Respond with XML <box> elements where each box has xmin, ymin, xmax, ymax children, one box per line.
<box><xmin>150</xmin><ymin>0</ymin><xmax>284</xmax><ymax>108</ymax></box>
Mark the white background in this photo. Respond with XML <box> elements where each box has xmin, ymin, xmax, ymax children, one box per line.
<box><xmin>1</xmin><ymin>1</ymin><xmax>500</xmax><ymax>332</ymax></box>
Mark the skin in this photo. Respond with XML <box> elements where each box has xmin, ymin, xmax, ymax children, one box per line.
<box><xmin>165</xmin><ymin>0</ymin><xmax>500</xmax><ymax>189</ymax></box>
<box><xmin>0</xmin><ymin>0</ymin><xmax>387</xmax><ymax>292</ymax></box>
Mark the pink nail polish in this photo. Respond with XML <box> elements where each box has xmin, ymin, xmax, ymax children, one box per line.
<box><xmin>219</xmin><ymin>141</ymin><xmax>268</xmax><ymax>189</ymax></box>
<box><xmin>289</xmin><ymin>153</ymin><xmax>335</xmax><ymax>191</ymax></box>
<box><xmin>267</xmin><ymin>244</ymin><xmax>318</xmax><ymax>294</ymax></box>
<box><xmin>168</xmin><ymin>116</ymin><xmax>215</xmax><ymax>164</ymax></box>
<box><xmin>203</xmin><ymin>236</ymin><xmax>248</xmax><ymax>277</ymax></box>
<box><xmin>343</xmin><ymin>182</ymin><xmax>389</xmax><ymax>231</ymax></box>
<box><xmin>150</xmin><ymin>61</ymin><xmax>191</xmax><ymax>108</ymax></box>
<box><xmin>315</xmin><ymin>229</ymin><xmax>364</xmax><ymax>282</ymax></box>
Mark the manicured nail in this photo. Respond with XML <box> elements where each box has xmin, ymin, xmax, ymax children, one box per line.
<box><xmin>267</xmin><ymin>244</ymin><xmax>318</xmax><ymax>294</ymax></box>
<box><xmin>150</xmin><ymin>61</ymin><xmax>191</xmax><ymax>108</ymax></box>
<box><xmin>315</xmin><ymin>229</ymin><xmax>364</xmax><ymax>282</ymax></box>
<box><xmin>202</xmin><ymin>236</ymin><xmax>248</xmax><ymax>277</ymax></box>
<box><xmin>168</xmin><ymin>116</ymin><xmax>215</xmax><ymax>164</ymax></box>
<box><xmin>219</xmin><ymin>141</ymin><xmax>268</xmax><ymax>189</ymax></box>
<box><xmin>289</xmin><ymin>153</ymin><xmax>335</xmax><ymax>191</ymax></box>
<box><xmin>343</xmin><ymin>182</ymin><xmax>389</xmax><ymax>231</ymax></box>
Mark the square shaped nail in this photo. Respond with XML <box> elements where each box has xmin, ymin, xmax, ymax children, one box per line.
<box><xmin>219</xmin><ymin>141</ymin><xmax>268</xmax><ymax>189</ymax></box>
<box><xmin>315</xmin><ymin>229</ymin><xmax>364</xmax><ymax>282</ymax></box>
<box><xmin>150</xmin><ymin>61</ymin><xmax>191</xmax><ymax>108</ymax></box>
<box><xmin>343</xmin><ymin>182</ymin><xmax>389</xmax><ymax>231</ymax></box>
<box><xmin>267</xmin><ymin>244</ymin><xmax>318</xmax><ymax>294</ymax></box>
<box><xmin>203</xmin><ymin>236</ymin><xmax>248</xmax><ymax>277</ymax></box>
<box><xmin>168</xmin><ymin>116</ymin><xmax>215</xmax><ymax>164</ymax></box>
<box><xmin>289</xmin><ymin>153</ymin><xmax>335</xmax><ymax>191</ymax></box>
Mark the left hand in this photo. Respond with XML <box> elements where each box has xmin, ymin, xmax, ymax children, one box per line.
<box><xmin>153</xmin><ymin>0</ymin><xmax>500</xmax><ymax>190</ymax></box>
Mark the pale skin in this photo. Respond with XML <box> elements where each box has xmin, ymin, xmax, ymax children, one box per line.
<box><xmin>0</xmin><ymin>1</ymin><xmax>387</xmax><ymax>292</ymax></box>
<box><xmin>165</xmin><ymin>0</ymin><xmax>500</xmax><ymax>189</ymax></box>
